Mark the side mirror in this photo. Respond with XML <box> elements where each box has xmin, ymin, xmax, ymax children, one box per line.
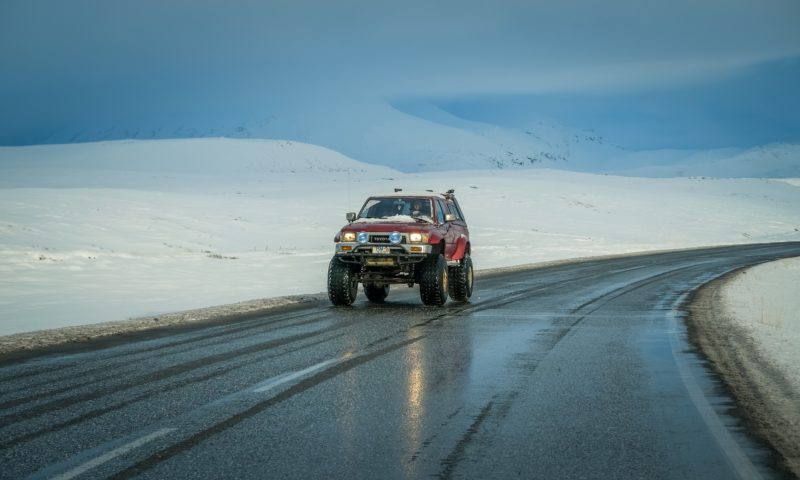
<box><xmin>445</xmin><ymin>213</ymin><xmax>456</xmax><ymax>222</ymax></box>
<box><xmin>346</xmin><ymin>212</ymin><xmax>357</xmax><ymax>222</ymax></box>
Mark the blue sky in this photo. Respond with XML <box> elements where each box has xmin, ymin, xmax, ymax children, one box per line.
<box><xmin>1</xmin><ymin>0</ymin><xmax>799</xmax><ymax>147</ymax></box>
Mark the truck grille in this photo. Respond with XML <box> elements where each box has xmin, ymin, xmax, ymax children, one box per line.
<box><xmin>370</xmin><ymin>234</ymin><xmax>406</xmax><ymax>244</ymax></box>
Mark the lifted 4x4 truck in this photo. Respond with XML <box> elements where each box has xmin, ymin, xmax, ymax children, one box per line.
<box><xmin>328</xmin><ymin>190</ymin><xmax>474</xmax><ymax>306</ymax></box>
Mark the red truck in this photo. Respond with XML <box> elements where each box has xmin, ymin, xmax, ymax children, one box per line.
<box><xmin>328</xmin><ymin>190</ymin><xmax>473</xmax><ymax>306</ymax></box>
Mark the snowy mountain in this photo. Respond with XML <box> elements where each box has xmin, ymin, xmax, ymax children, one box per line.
<box><xmin>17</xmin><ymin>96</ymin><xmax>799</xmax><ymax>178</ymax></box>
<box><xmin>22</xmin><ymin>96</ymin><xmax>615</xmax><ymax>173</ymax></box>
<box><xmin>0</xmin><ymin>138</ymin><xmax>398</xmax><ymax>189</ymax></box>
<box><xmin>614</xmin><ymin>144</ymin><xmax>800</xmax><ymax>178</ymax></box>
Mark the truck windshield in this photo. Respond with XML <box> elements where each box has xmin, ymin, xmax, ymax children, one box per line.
<box><xmin>359</xmin><ymin>197</ymin><xmax>434</xmax><ymax>222</ymax></box>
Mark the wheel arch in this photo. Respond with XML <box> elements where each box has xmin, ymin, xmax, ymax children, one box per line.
<box><xmin>452</xmin><ymin>236</ymin><xmax>469</xmax><ymax>261</ymax></box>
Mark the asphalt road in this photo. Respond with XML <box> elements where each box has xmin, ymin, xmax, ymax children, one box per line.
<box><xmin>2</xmin><ymin>242</ymin><xmax>800</xmax><ymax>480</ymax></box>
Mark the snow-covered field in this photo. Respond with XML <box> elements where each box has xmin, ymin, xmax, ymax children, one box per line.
<box><xmin>1</xmin><ymin>138</ymin><xmax>800</xmax><ymax>336</ymax></box>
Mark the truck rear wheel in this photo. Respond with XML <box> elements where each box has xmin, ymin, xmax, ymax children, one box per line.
<box><xmin>364</xmin><ymin>284</ymin><xmax>390</xmax><ymax>302</ymax></box>
<box><xmin>419</xmin><ymin>255</ymin><xmax>449</xmax><ymax>306</ymax></box>
<box><xmin>449</xmin><ymin>255</ymin><xmax>473</xmax><ymax>302</ymax></box>
<box><xmin>328</xmin><ymin>257</ymin><xmax>358</xmax><ymax>306</ymax></box>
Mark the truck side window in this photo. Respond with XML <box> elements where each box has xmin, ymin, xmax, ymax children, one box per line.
<box><xmin>446</xmin><ymin>199</ymin><xmax>462</xmax><ymax>221</ymax></box>
<box><xmin>435</xmin><ymin>199</ymin><xmax>446</xmax><ymax>224</ymax></box>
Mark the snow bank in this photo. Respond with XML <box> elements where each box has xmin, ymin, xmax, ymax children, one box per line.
<box><xmin>691</xmin><ymin>256</ymin><xmax>800</xmax><ymax>475</ymax></box>
<box><xmin>719</xmin><ymin>257</ymin><xmax>800</xmax><ymax>391</ymax></box>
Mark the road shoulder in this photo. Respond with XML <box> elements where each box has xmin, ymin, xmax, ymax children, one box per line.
<box><xmin>687</xmin><ymin>258</ymin><xmax>800</xmax><ymax>477</ymax></box>
<box><xmin>0</xmin><ymin>294</ymin><xmax>327</xmax><ymax>360</ymax></box>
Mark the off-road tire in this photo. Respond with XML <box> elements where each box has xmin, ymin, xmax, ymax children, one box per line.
<box><xmin>449</xmin><ymin>255</ymin><xmax>474</xmax><ymax>302</ymax></box>
<box><xmin>328</xmin><ymin>257</ymin><xmax>358</xmax><ymax>306</ymax></box>
<box><xmin>419</xmin><ymin>254</ymin><xmax>449</xmax><ymax>306</ymax></box>
<box><xmin>364</xmin><ymin>284</ymin><xmax>390</xmax><ymax>303</ymax></box>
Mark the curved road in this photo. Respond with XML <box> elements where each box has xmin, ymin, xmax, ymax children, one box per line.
<box><xmin>2</xmin><ymin>242</ymin><xmax>799</xmax><ymax>479</ymax></box>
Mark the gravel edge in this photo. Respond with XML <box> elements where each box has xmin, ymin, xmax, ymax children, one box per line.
<box><xmin>0</xmin><ymin>294</ymin><xmax>327</xmax><ymax>356</ymax></box>
<box><xmin>687</xmin><ymin>269</ymin><xmax>800</xmax><ymax>478</ymax></box>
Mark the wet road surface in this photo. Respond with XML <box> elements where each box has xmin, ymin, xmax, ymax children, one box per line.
<box><xmin>2</xmin><ymin>242</ymin><xmax>800</xmax><ymax>479</ymax></box>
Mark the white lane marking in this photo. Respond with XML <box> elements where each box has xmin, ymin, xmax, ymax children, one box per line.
<box><xmin>39</xmin><ymin>355</ymin><xmax>349</xmax><ymax>478</ymax></box>
<box><xmin>50</xmin><ymin>428</ymin><xmax>176</xmax><ymax>480</ymax></box>
<box><xmin>666</xmin><ymin>293</ymin><xmax>764</xmax><ymax>480</ymax></box>
<box><xmin>253</xmin><ymin>356</ymin><xmax>344</xmax><ymax>393</ymax></box>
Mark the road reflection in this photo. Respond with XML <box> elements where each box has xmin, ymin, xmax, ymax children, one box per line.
<box><xmin>402</xmin><ymin>316</ymin><xmax>475</xmax><ymax>478</ymax></box>
<box><xmin>404</xmin><ymin>333</ymin><xmax>425</xmax><ymax>467</ymax></box>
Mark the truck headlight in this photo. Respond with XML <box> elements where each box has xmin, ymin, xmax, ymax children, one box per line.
<box><xmin>357</xmin><ymin>232</ymin><xmax>369</xmax><ymax>244</ymax></box>
<box><xmin>409</xmin><ymin>232</ymin><xmax>429</xmax><ymax>243</ymax></box>
<box><xmin>389</xmin><ymin>232</ymin><xmax>402</xmax><ymax>244</ymax></box>
<box><xmin>342</xmin><ymin>232</ymin><xmax>356</xmax><ymax>242</ymax></box>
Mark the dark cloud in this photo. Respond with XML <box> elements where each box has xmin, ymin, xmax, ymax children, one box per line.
<box><xmin>435</xmin><ymin>57</ymin><xmax>800</xmax><ymax>149</ymax></box>
<box><xmin>1</xmin><ymin>0</ymin><xmax>799</xmax><ymax>145</ymax></box>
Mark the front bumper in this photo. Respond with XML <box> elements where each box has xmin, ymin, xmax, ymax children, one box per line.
<box><xmin>335</xmin><ymin>242</ymin><xmax>433</xmax><ymax>266</ymax></box>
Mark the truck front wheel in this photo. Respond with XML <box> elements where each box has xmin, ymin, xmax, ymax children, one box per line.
<box><xmin>419</xmin><ymin>255</ymin><xmax>449</xmax><ymax>306</ymax></box>
<box><xmin>328</xmin><ymin>257</ymin><xmax>358</xmax><ymax>306</ymax></box>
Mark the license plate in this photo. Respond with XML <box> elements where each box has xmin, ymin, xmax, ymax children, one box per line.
<box><xmin>372</xmin><ymin>246</ymin><xmax>391</xmax><ymax>254</ymax></box>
